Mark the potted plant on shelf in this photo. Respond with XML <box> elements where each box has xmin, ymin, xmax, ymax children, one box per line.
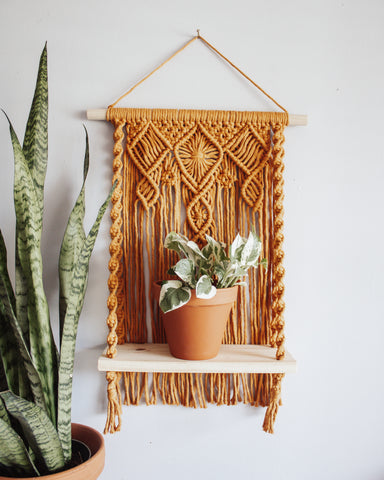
<box><xmin>0</xmin><ymin>45</ymin><xmax>112</xmax><ymax>479</ymax></box>
<box><xmin>157</xmin><ymin>231</ymin><xmax>266</xmax><ymax>360</ymax></box>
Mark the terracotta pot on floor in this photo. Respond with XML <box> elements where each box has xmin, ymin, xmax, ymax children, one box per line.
<box><xmin>155</xmin><ymin>283</ymin><xmax>238</xmax><ymax>360</ymax></box>
<box><xmin>0</xmin><ymin>423</ymin><xmax>105</xmax><ymax>480</ymax></box>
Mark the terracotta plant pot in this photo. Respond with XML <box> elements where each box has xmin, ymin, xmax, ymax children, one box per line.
<box><xmin>0</xmin><ymin>423</ymin><xmax>105</xmax><ymax>480</ymax></box>
<box><xmin>155</xmin><ymin>283</ymin><xmax>238</xmax><ymax>360</ymax></box>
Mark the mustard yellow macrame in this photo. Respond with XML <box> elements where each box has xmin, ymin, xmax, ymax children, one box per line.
<box><xmin>104</xmin><ymin>107</ymin><xmax>288</xmax><ymax>434</ymax></box>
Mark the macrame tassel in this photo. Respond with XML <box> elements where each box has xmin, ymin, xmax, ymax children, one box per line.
<box><xmin>262</xmin><ymin>373</ymin><xmax>284</xmax><ymax>434</ymax></box>
<box><xmin>104</xmin><ymin>371</ymin><xmax>122</xmax><ymax>434</ymax></box>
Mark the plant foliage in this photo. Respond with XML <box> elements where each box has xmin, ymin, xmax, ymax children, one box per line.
<box><xmin>0</xmin><ymin>45</ymin><xmax>113</xmax><ymax>477</ymax></box>
<box><xmin>159</xmin><ymin>231</ymin><xmax>266</xmax><ymax>313</ymax></box>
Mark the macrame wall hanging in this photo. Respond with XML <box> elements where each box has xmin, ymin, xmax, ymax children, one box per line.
<box><xmin>89</xmin><ymin>33</ymin><xmax>306</xmax><ymax>435</ymax></box>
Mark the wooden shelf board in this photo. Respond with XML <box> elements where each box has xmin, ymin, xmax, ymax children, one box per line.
<box><xmin>98</xmin><ymin>343</ymin><xmax>297</xmax><ymax>374</ymax></box>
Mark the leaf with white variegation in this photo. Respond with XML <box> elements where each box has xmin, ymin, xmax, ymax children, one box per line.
<box><xmin>159</xmin><ymin>280</ymin><xmax>191</xmax><ymax>313</ymax></box>
<box><xmin>1</xmin><ymin>391</ymin><xmax>64</xmax><ymax>474</ymax></box>
<box><xmin>173</xmin><ymin>258</ymin><xmax>195</xmax><ymax>287</ymax></box>
<box><xmin>229</xmin><ymin>233</ymin><xmax>246</xmax><ymax>263</ymax></box>
<box><xmin>240</xmin><ymin>230</ymin><xmax>262</xmax><ymax>267</ymax></box>
<box><xmin>57</xmin><ymin>184</ymin><xmax>114</xmax><ymax>461</ymax></box>
<box><xmin>205</xmin><ymin>234</ymin><xmax>228</xmax><ymax>262</ymax></box>
<box><xmin>164</xmin><ymin>232</ymin><xmax>189</xmax><ymax>256</ymax></box>
<box><xmin>0</xmin><ymin>417</ymin><xmax>39</xmax><ymax>477</ymax></box>
<box><xmin>59</xmin><ymin>127</ymin><xmax>89</xmax><ymax>342</ymax></box>
<box><xmin>196</xmin><ymin>275</ymin><xmax>216</xmax><ymax>299</ymax></box>
<box><xmin>6</xmin><ymin>117</ymin><xmax>58</xmax><ymax>425</ymax></box>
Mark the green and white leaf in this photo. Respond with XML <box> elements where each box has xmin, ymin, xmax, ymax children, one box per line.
<box><xmin>1</xmin><ymin>391</ymin><xmax>64</xmax><ymax>474</ymax></box>
<box><xmin>229</xmin><ymin>233</ymin><xmax>246</xmax><ymax>263</ymax></box>
<box><xmin>0</xmin><ymin>229</ymin><xmax>31</xmax><ymax>398</ymax></box>
<box><xmin>240</xmin><ymin>230</ymin><xmax>262</xmax><ymax>267</ymax></box>
<box><xmin>159</xmin><ymin>280</ymin><xmax>191</xmax><ymax>313</ymax></box>
<box><xmin>17</xmin><ymin>44</ymin><xmax>48</xmax><ymax>347</ymax></box>
<box><xmin>164</xmin><ymin>232</ymin><xmax>205</xmax><ymax>262</ymax></box>
<box><xmin>57</xmin><ymin>184</ymin><xmax>114</xmax><ymax>461</ymax></box>
<box><xmin>196</xmin><ymin>275</ymin><xmax>217</xmax><ymax>299</ymax></box>
<box><xmin>59</xmin><ymin>127</ymin><xmax>88</xmax><ymax>342</ymax></box>
<box><xmin>0</xmin><ymin>417</ymin><xmax>39</xmax><ymax>477</ymax></box>
<box><xmin>164</xmin><ymin>232</ymin><xmax>189</xmax><ymax>256</ymax></box>
<box><xmin>0</xmin><ymin>269</ymin><xmax>46</xmax><ymax>413</ymax></box>
<box><xmin>205</xmin><ymin>234</ymin><xmax>228</xmax><ymax>262</ymax></box>
<box><xmin>7</xmin><ymin>117</ymin><xmax>58</xmax><ymax>425</ymax></box>
<box><xmin>173</xmin><ymin>258</ymin><xmax>195</xmax><ymax>287</ymax></box>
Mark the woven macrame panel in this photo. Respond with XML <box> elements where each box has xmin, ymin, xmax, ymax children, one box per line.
<box><xmin>105</xmin><ymin>107</ymin><xmax>288</xmax><ymax>434</ymax></box>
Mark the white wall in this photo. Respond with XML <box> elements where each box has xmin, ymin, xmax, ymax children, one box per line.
<box><xmin>1</xmin><ymin>1</ymin><xmax>383</xmax><ymax>479</ymax></box>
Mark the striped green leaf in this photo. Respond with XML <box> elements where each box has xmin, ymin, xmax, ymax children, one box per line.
<box><xmin>7</xmin><ymin>117</ymin><xmax>58</xmax><ymax>425</ymax></box>
<box><xmin>22</xmin><ymin>43</ymin><xmax>48</xmax><ymax>207</ymax></box>
<box><xmin>58</xmin><ymin>184</ymin><xmax>114</xmax><ymax>461</ymax></box>
<box><xmin>59</xmin><ymin>128</ymin><xmax>88</xmax><ymax>342</ymax></box>
<box><xmin>0</xmin><ymin>270</ymin><xmax>46</xmax><ymax>414</ymax></box>
<box><xmin>0</xmin><ymin>417</ymin><xmax>39</xmax><ymax>477</ymax></box>
<box><xmin>0</xmin><ymin>229</ymin><xmax>33</xmax><ymax>400</ymax></box>
<box><xmin>16</xmin><ymin>45</ymin><xmax>48</xmax><ymax>348</ymax></box>
<box><xmin>1</xmin><ymin>391</ymin><xmax>64</xmax><ymax>474</ymax></box>
<box><xmin>0</xmin><ymin>397</ymin><xmax>10</xmax><ymax>425</ymax></box>
<box><xmin>0</xmin><ymin>357</ymin><xmax>7</xmax><ymax>393</ymax></box>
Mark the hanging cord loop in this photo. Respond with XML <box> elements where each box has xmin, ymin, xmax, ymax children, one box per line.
<box><xmin>109</xmin><ymin>34</ymin><xmax>288</xmax><ymax>114</ymax></box>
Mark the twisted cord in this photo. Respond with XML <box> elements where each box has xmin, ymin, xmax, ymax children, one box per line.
<box><xmin>270</xmin><ymin>122</ymin><xmax>286</xmax><ymax>359</ymax></box>
<box><xmin>106</xmin><ymin>114</ymin><xmax>125</xmax><ymax>358</ymax></box>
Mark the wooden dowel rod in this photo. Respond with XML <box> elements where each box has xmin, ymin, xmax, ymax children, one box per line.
<box><xmin>86</xmin><ymin>109</ymin><xmax>308</xmax><ymax>126</ymax></box>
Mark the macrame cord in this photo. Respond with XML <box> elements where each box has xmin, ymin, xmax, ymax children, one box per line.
<box><xmin>104</xmin><ymin>35</ymin><xmax>288</xmax><ymax>435</ymax></box>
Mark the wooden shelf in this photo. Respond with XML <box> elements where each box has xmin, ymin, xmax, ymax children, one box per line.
<box><xmin>98</xmin><ymin>343</ymin><xmax>297</xmax><ymax>374</ymax></box>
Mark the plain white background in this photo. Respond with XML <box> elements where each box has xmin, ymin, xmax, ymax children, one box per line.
<box><xmin>1</xmin><ymin>1</ymin><xmax>383</xmax><ymax>479</ymax></box>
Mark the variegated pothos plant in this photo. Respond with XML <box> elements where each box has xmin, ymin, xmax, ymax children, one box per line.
<box><xmin>159</xmin><ymin>231</ymin><xmax>266</xmax><ymax>314</ymax></box>
<box><xmin>0</xmin><ymin>45</ymin><xmax>113</xmax><ymax>477</ymax></box>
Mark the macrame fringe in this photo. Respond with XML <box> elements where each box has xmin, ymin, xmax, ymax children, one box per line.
<box><xmin>104</xmin><ymin>372</ymin><xmax>285</xmax><ymax>433</ymax></box>
<box><xmin>262</xmin><ymin>373</ymin><xmax>285</xmax><ymax>434</ymax></box>
<box><xmin>105</xmin><ymin>108</ymin><xmax>288</xmax><ymax>434</ymax></box>
<box><xmin>104</xmin><ymin>371</ymin><xmax>122</xmax><ymax>434</ymax></box>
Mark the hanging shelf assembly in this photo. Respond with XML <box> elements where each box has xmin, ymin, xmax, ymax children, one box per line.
<box><xmin>90</xmin><ymin>32</ymin><xmax>305</xmax><ymax>434</ymax></box>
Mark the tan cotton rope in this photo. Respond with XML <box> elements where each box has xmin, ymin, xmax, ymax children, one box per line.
<box><xmin>104</xmin><ymin>34</ymin><xmax>289</xmax><ymax>435</ymax></box>
<box><xmin>108</xmin><ymin>34</ymin><xmax>288</xmax><ymax>114</ymax></box>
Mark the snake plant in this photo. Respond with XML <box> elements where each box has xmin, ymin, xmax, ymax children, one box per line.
<box><xmin>0</xmin><ymin>45</ymin><xmax>113</xmax><ymax>477</ymax></box>
<box><xmin>159</xmin><ymin>231</ymin><xmax>266</xmax><ymax>313</ymax></box>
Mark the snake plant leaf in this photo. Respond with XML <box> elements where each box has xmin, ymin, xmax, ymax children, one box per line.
<box><xmin>1</xmin><ymin>391</ymin><xmax>65</xmax><ymax>474</ymax></box>
<box><xmin>22</xmin><ymin>43</ymin><xmax>48</xmax><ymax>209</ymax></box>
<box><xmin>159</xmin><ymin>280</ymin><xmax>191</xmax><ymax>313</ymax></box>
<box><xmin>0</xmin><ymin>229</ymin><xmax>28</xmax><ymax>397</ymax></box>
<box><xmin>196</xmin><ymin>275</ymin><xmax>217</xmax><ymax>299</ymax></box>
<box><xmin>15</xmin><ymin>45</ymin><xmax>48</xmax><ymax>347</ymax></box>
<box><xmin>0</xmin><ymin>397</ymin><xmax>10</xmax><ymax>425</ymax></box>
<box><xmin>0</xmin><ymin>417</ymin><xmax>39</xmax><ymax>477</ymax></box>
<box><xmin>57</xmin><ymin>184</ymin><xmax>114</xmax><ymax>461</ymax></box>
<box><xmin>59</xmin><ymin>127</ymin><xmax>89</xmax><ymax>342</ymax></box>
<box><xmin>0</xmin><ymin>273</ymin><xmax>46</xmax><ymax>414</ymax></box>
<box><xmin>0</xmin><ymin>357</ymin><xmax>7</xmax><ymax>393</ymax></box>
<box><xmin>173</xmin><ymin>258</ymin><xmax>195</xmax><ymax>287</ymax></box>
<box><xmin>7</xmin><ymin>118</ymin><xmax>58</xmax><ymax>425</ymax></box>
